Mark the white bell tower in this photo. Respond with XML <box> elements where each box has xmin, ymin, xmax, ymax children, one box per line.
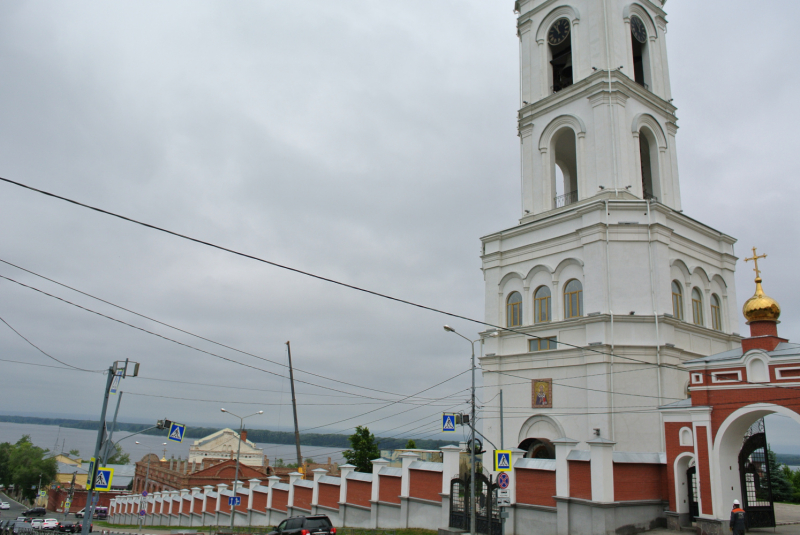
<box><xmin>480</xmin><ymin>1</ymin><xmax>742</xmax><ymax>456</ymax></box>
<box><xmin>516</xmin><ymin>0</ymin><xmax>680</xmax><ymax>217</ymax></box>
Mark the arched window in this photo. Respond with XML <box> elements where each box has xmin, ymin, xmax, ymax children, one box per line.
<box><xmin>711</xmin><ymin>294</ymin><xmax>722</xmax><ymax>331</ymax></box>
<box><xmin>534</xmin><ymin>286</ymin><xmax>552</xmax><ymax>323</ymax></box>
<box><xmin>630</xmin><ymin>15</ymin><xmax>650</xmax><ymax>89</ymax></box>
<box><xmin>639</xmin><ymin>130</ymin><xmax>656</xmax><ymax>200</ymax></box>
<box><xmin>564</xmin><ymin>279</ymin><xmax>583</xmax><ymax>319</ymax></box>
<box><xmin>552</xmin><ymin>128</ymin><xmax>578</xmax><ymax>208</ymax></box>
<box><xmin>692</xmin><ymin>288</ymin><xmax>704</xmax><ymax>326</ymax></box>
<box><xmin>671</xmin><ymin>281</ymin><xmax>684</xmax><ymax>320</ymax></box>
<box><xmin>507</xmin><ymin>292</ymin><xmax>522</xmax><ymax>327</ymax></box>
<box><xmin>547</xmin><ymin>18</ymin><xmax>573</xmax><ymax>93</ymax></box>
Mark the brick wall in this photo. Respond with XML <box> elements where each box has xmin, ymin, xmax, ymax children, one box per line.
<box><xmin>251</xmin><ymin>490</ymin><xmax>267</xmax><ymax>512</ymax></box>
<box><xmin>235</xmin><ymin>493</ymin><xmax>248</xmax><ymax>513</ymax></box>
<box><xmin>181</xmin><ymin>498</ymin><xmax>191</xmax><ymax>515</ymax></box>
<box><xmin>409</xmin><ymin>469</ymin><xmax>442</xmax><ymax>502</ymax></box>
<box><xmin>193</xmin><ymin>497</ymin><xmax>203</xmax><ymax>514</ymax></box>
<box><xmin>613</xmin><ymin>464</ymin><xmax>667</xmax><ymax>502</ymax></box>
<box><xmin>379</xmin><ymin>475</ymin><xmax>401</xmax><ymax>504</ymax></box>
<box><xmin>515</xmin><ymin>469</ymin><xmax>556</xmax><ymax>507</ymax></box>
<box><xmin>568</xmin><ymin>461</ymin><xmax>591</xmax><ymax>500</ymax></box>
<box><xmin>294</xmin><ymin>486</ymin><xmax>312</xmax><ymax>511</ymax></box>
<box><xmin>696</xmin><ymin>427</ymin><xmax>713</xmax><ymax>516</ymax></box>
<box><xmin>318</xmin><ymin>483</ymin><xmax>339</xmax><ymax>509</ymax></box>
<box><xmin>346</xmin><ymin>479</ymin><xmax>372</xmax><ymax>508</ymax></box>
<box><xmin>272</xmin><ymin>489</ymin><xmax>289</xmax><ymax>512</ymax></box>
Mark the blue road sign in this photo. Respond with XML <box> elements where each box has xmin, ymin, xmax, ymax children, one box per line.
<box><xmin>168</xmin><ymin>422</ymin><xmax>186</xmax><ymax>443</ymax></box>
<box><xmin>142</xmin><ymin>491</ymin><xmax>148</xmax><ymax>497</ymax></box>
<box><xmin>139</xmin><ymin>510</ymin><xmax>146</xmax><ymax>516</ymax></box>
<box><xmin>228</xmin><ymin>496</ymin><xmax>241</xmax><ymax>507</ymax></box>
<box><xmin>93</xmin><ymin>468</ymin><xmax>114</xmax><ymax>492</ymax></box>
<box><xmin>442</xmin><ymin>414</ymin><xmax>456</xmax><ymax>433</ymax></box>
<box><xmin>497</xmin><ymin>472</ymin><xmax>510</xmax><ymax>489</ymax></box>
<box><xmin>494</xmin><ymin>450</ymin><xmax>512</xmax><ymax>472</ymax></box>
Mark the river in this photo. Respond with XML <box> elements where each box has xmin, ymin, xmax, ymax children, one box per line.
<box><xmin>0</xmin><ymin>422</ymin><xmax>345</xmax><ymax>465</ymax></box>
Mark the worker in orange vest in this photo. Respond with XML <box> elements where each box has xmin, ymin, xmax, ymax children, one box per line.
<box><xmin>730</xmin><ymin>499</ymin><xmax>746</xmax><ymax>534</ymax></box>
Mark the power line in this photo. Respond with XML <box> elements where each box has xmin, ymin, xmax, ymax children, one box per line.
<box><xmin>0</xmin><ymin>313</ymin><xmax>104</xmax><ymax>373</ymax></box>
<box><xmin>0</xmin><ymin>256</ymin><xmax>441</xmax><ymax>401</ymax></box>
<box><xmin>123</xmin><ymin>391</ymin><xmax>460</xmax><ymax>407</ymax></box>
<box><xmin>0</xmin><ymin>273</ymin><xmax>453</xmax><ymax>403</ymax></box>
<box><xmin>0</xmin><ymin>176</ymin><xmax>720</xmax><ymax>375</ymax></box>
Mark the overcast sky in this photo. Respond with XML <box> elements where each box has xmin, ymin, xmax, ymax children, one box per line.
<box><xmin>1</xmin><ymin>1</ymin><xmax>800</xmax><ymax>454</ymax></box>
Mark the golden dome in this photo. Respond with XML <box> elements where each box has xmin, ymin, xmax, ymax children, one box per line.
<box><xmin>742</xmin><ymin>277</ymin><xmax>781</xmax><ymax>323</ymax></box>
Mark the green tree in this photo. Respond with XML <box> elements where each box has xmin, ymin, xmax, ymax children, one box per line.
<box><xmin>405</xmin><ymin>440</ymin><xmax>417</xmax><ymax>449</ymax></box>
<box><xmin>304</xmin><ymin>458</ymin><xmax>315</xmax><ymax>465</ymax></box>
<box><xmin>8</xmin><ymin>436</ymin><xmax>57</xmax><ymax>501</ymax></box>
<box><xmin>342</xmin><ymin>426</ymin><xmax>380</xmax><ymax>473</ymax></box>
<box><xmin>105</xmin><ymin>444</ymin><xmax>130</xmax><ymax>465</ymax></box>
<box><xmin>0</xmin><ymin>442</ymin><xmax>12</xmax><ymax>487</ymax></box>
<box><xmin>768</xmin><ymin>447</ymin><xmax>794</xmax><ymax>502</ymax></box>
<box><xmin>275</xmin><ymin>458</ymin><xmax>285</xmax><ymax>468</ymax></box>
<box><xmin>68</xmin><ymin>449</ymin><xmax>81</xmax><ymax>458</ymax></box>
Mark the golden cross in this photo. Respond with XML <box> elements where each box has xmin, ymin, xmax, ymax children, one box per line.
<box><xmin>745</xmin><ymin>247</ymin><xmax>767</xmax><ymax>278</ymax></box>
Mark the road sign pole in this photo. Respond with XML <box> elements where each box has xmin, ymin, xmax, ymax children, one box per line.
<box><xmin>81</xmin><ymin>365</ymin><xmax>115</xmax><ymax>535</ymax></box>
<box><xmin>500</xmin><ymin>389</ymin><xmax>505</xmax><ymax>535</ymax></box>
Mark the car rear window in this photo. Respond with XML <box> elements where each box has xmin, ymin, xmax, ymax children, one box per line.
<box><xmin>285</xmin><ymin>518</ymin><xmax>304</xmax><ymax>530</ymax></box>
<box><xmin>304</xmin><ymin>518</ymin><xmax>332</xmax><ymax>529</ymax></box>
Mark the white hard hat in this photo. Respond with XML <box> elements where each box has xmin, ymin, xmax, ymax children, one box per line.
<box><xmin>733</xmin><ymin>499</ymin><xmax>740</xmax><ymax>506</ymax></box>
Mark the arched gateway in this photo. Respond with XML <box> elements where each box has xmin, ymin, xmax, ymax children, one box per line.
<box><xmin>661</xmin><ymin>252</ymin><xmax>800</xmax><ymax>534</ymax></box>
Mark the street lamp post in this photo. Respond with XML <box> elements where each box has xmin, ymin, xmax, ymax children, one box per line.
<box><xmin>443</xmin><ymin>325</ymin><xmax>480</xmax><ymax>535</ymax></box>
<box><xmin>220</xmin><ymin>409</ymin><xmax>263</xmax><ymax>530</ymax></box>
<box><xmin>134</xmin><ymin>441</ymin><xmax>165</xmax><ymax>534</ymax></box>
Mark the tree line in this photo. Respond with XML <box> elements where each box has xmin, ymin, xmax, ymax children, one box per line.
<box><xmin>0</xmin><ymin>435</ymin><xmax>58</xmax><ymax>501</ymax></box>
<box><xmin>0</xmin><ymin>415</ymin><xmax>453</xmax><ymax>451</ymax></box>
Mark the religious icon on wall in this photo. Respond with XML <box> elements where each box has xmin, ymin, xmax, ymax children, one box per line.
<box><xmin>531</xmin><ymin>379</ymin><xmax>553</xmax><ymax>409</ymax></box>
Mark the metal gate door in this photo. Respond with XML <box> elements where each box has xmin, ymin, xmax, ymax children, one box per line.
<box><xmin>687</xmin><ymin>466</ymin><xmax>699</xmax><ymax>521</ymax></box>
<box><xmin>738</xmin><ymin>419</ymin><xmax>776</xmax><ymax>529</ymax></box>
<box><xmin>449</xmin><ymin>477</ymin><xmax>468</xmax><ymax>532</ymax></box>
<box><xmin>448</xmin><ymin>475</ymin><xmax>501</xmax><ymax>535</ymax></box>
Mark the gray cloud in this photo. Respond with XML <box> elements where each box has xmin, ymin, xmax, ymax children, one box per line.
<box><xmin>0</xmin><ymin>1</ymin><xmax>799</xmax><ymax>451</ymax></box>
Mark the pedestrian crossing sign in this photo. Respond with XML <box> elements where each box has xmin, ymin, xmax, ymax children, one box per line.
<box><xmin>168</xmin><ymin>422</ymin><xmax>186</xmax><ymax>443</ymax></box>
<box><xmin>93</xmin><ymin>467</ymin><xmax>114</xmax><ymax>492</ymax></box>
<box><xmin>494</xmin><ymin>450</ymin><xmax>512</xmax><ymax>472</ymax></box>
<box><xmin>442</xmin><ymin>414</ymin><xmax>457</xmax><ymax>433</ymax></box>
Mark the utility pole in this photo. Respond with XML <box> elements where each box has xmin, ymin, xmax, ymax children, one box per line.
<box><xmin>500</xmin><ymin>389</ymin><xmax>505</xmax><ymax>535</ymax></box>
<box><xmin>64</xmin><ymin>472</ymin><xmax>76</xmax><ymax>521</ymax></box>
<box><xmin>102</xmin><ymin>391</ymin><xmax>124</xmax><ymax>466</ymax></box>
<box><xmin>82</xmin><ymin>360</ymin><xmax>139</xmax><ymax>535</ymax></box>
<box><xmin>81</xmin><ymin>365</ymin><xmax>115</xmax><ymax>535</ymax></box>
<box><xmin>285</xmin><ymin>341</ymin><xmax>303</xmax><ymax>468</ymax></box>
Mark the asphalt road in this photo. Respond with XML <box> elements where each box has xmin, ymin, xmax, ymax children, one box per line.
<box><xmin>0</xmin><ymin>491</ymin><xmax>31</xmax><ymax>520</ymax></box>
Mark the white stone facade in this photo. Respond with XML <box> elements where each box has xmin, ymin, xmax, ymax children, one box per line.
<box><xmin>188</xmin><ymin>428</ymin><xmax>265</xmax><ymax>467</ymax></box>
<box><xmin>479</xmin><ymin>0</ymin><xmax>742</xmax><ymax>458</ymax></box>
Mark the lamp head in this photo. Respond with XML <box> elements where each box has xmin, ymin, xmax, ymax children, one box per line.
<box><xmin>221</xmin><ymin>408</ymin><xmax>227</xmax><ymax>413</ymax></box>
<box><xmin>443</xmin><ymin>325</ymin><xmax>455</xmax><ymax>333</ymax></box>
<box><xmin>135</xmin><ymin>441</ymin><xmax>141</xmax><ymax>445</ymax></box>
<box><xmin>257</xmin><ymin>411</ymin><xmax>264</xmax><ymax>414</ymax></box>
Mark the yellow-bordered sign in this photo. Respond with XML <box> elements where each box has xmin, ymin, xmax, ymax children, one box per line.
<box><xmin>93</xmin><ymin>467</ymin><xmax>114</xmax><ymax>492</ymax></box>
<box><xmin>494</xmin><ymin>450</ymin><xmax>512</xmax><ymax>472</ymax></box>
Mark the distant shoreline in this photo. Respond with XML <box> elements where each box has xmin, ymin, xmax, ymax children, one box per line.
<box><xmin>0</xmin><ymin>414</ymin><xmax>451</xmax><ymax>451</ymax></box>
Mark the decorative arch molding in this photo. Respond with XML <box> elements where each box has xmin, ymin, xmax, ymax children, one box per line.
<box><xmin>711</xmin><ymin>274</ymin><xmax>729</xmax><ymax>292</ymax></box>
<box><xmin>670</xmin><ymin>258</ymin><xmax>691</xmax><ymax>280</ymax></box>
<box><xmin>632</xmin><ymin>113</ymin><xmax>668</xmax><ymax>149</ymax></box>
<box><xmin>679</xmin><ymin>427</ymin><xmax>693</xmax><ymax>447</ymax></box>
<box><xmin>672</xmin><ymin>452</ymin><xmax>695</xmax><ymax>515</ymax></box>
<box><xmin>712</xmin><ymin>403</ymin><xmax>800</xmax><ymax>517</ymax></box>
<box><xmin>692</xmin><ymin>266</ymin><xmax>711</xmax><ymax>286</ymax></box>
<box><xmin>539</xmin><ymin>115</ymin><xmax>587</xmax><ymax>151</ymax></box>
<box><xmin>517</xmin><ymin>414</ymin><xmax>565</xmax><ymax>444</ymax></box>
<box><xmin>524</xmin><ymin>264</ymin><xmax>554</xmax><ymax>286</ymax></box>
<box><xmin>535</xmin><ymin>6</ymin><xmax>581</xmax><ymax>43</ymax></box>
<box><xmin>623</xmin><ymin>3</ymin><xmax>659</xmax><ymax>39</ymax></box>
<box><xmin>498</xmin><ymin>271</ymin><xmax>525</xmax><ymax>291</ymax></box>
<box><xmin>553</xmin><ymin>257</ymin><xmax>584</xmax><ymax>281</ymax></box>
<box><xmin>744</xmin><ymin>351</ymin><xmax>771</xmax><ymax>383</ymax></box>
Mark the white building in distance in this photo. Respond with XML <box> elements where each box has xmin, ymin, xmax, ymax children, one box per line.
<box><xmin>188</xmin><ymin>428</ymin><xmax>265</xmax><ymax>467</ymax></box>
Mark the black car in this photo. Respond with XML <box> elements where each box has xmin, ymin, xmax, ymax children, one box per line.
<box><xmin>11</xmin><ymin>521</ymin><xmax>33</xmax><ymax>535</ymax></box>
<box><xmin>20</xmin><ymin>509</ymin><xmax>44</xmax><ymax>518</ymax></box>
<box><xmin>268</xmin><ymin>515</ymin><xmax>335</xmax><ymax>535</ymax></box>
